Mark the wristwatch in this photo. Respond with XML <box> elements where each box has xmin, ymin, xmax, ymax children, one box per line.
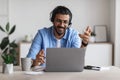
<box><xmin>82</xmin><ymin>41</ymin><xmax>88</xmax><ymax>47</ymax></box>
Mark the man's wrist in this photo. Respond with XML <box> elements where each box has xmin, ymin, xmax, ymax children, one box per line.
<box><xmin>31</xmin><ymin>60</ymin><xmax>40</xmax><ymax>67</ymax></box>
<box><xmin>82</xmin><ymin>41</ymin><xmax>88</xmax><ymax>47</ymax></box>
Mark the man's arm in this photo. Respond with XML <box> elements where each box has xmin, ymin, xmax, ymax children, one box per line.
<box><xmin>79</xmin><ymin>26</ymin><xmax>91</xmax><ymax>48</ymax></box>
<box><xmin>31</xmin><ymin>49</ymin><xmax>45</xmax><ymax>67</ymax></box>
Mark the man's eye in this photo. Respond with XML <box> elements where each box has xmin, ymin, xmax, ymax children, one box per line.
<box><xmin>55</xmin><ymin>19</ymin><xmax>69</xmax><ymax>24</ymax></box>
<box><xmin>56</xmin><ymin>19</ymin><xmax>61</xmax><ymax>23</ymax></box>
<box><xmin>64</xmin><ymin>21</ymin><xmax>68</xmax><ymax>24</ymax></box>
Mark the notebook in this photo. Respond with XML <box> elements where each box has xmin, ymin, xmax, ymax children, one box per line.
<box><xmin>45</xmin><ymin>48</ymin><xmax>86</xmax><ymax>72</ymax></box>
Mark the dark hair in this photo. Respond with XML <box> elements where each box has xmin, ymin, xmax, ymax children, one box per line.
<box><xmin>50</xmin><ymin>6</ymin><xmax>72</xmax><ymax>25</ymax></box>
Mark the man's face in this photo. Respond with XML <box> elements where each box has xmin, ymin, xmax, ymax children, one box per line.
<box><xmin>53</xmin><ymin>14</ymin><xmax>70</xmax><ymax>36</ymax></box>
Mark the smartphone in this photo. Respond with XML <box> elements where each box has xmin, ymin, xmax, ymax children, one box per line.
<box><xmin>84</xmin><ymin>65</ymin><xmax>100</xmax><ymax>71</ymax></box>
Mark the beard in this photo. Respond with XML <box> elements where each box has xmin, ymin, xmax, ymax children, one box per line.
<box><xmin>54</xmin><ymin>26</ymin><xmax>66</xmax><ymax>36</ymax></box>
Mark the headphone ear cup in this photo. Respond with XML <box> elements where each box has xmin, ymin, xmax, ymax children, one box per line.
<box><xmin>69</xmin><ymin>22</ymin><xmax>72</xmax><ymax>26</ymax></box>
<box><xmin>50</xmin><ymin>16</ymin><xmax>53</xmax><ymax>22</ymax></box>
<box><xmin>68</xmin><ymin>23</ymin><xmax>72</xmax><ymax>28</ymax></box>
<box><xmin>50</xmin><ymin>13</ymin><xmax>54</xmax><ymax>22</ymax></box>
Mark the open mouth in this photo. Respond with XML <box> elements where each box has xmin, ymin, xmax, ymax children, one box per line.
<box><xmin>57</xmin><ymin>26</ymin><xmax>65</xmax><ymax>29</ymax></box>
<box><xmin>58</xmin><ymin>27</ymin><xmax>64</xmax><ymax>31</ymax></box>
<box><xmin>57</xmin><ymin>27</ymin><xmax>65</xmax><ymax>32</ymax></box>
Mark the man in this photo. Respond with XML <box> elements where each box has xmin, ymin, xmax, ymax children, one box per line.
<box><xmin>27</xmin><ymin>6</ymin><xmax>91</xmax><ymax>67</ymax></box>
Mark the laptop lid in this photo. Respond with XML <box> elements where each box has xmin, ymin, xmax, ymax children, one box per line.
<box><xmin>45</xmin><ymin>48</ymin><xmax>86</xmax><ymax>72</ymax></box>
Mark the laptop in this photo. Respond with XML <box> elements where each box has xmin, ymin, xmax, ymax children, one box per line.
<box><xmin>45</xmin><ymin>48</ymin><xmax>86</xmax><ymax>72</ymax></box>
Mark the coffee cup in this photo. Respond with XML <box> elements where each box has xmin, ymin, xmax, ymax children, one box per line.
<box><xmin>21</xmin><ymin>57</ymin><xmax>32</xmax><ymax>71</ymax></box>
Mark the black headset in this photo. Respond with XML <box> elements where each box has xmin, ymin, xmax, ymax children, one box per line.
<box><xmin>50</xmin><ymin>6</ymin><xmax>72</xmax><ymax>26</ymax></box>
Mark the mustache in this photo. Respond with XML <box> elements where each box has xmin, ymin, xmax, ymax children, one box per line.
<box><xmin>57</xmin><ymin>26</ymin><xmax>65</xmax><ymax>29</ymax></box>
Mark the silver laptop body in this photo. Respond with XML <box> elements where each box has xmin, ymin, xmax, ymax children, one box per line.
<box><xmin>45</xmin><ymin>48</ymin><xmax>86</xmax><ymax>72</ymax></box>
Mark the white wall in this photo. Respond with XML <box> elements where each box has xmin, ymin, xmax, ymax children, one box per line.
<box><xmin>0</xmin><ymin>0</ymin><xmax>9</xmax><ymax>65</ymax></box>
<box><xmin>8</xmin><ymin>0</ymin><xmax>111</xmax><ymax>42</ymax></box>
<box><xmin>0</xmin><ymin>0</ymin><xmax>9</xmax><ymax>42</ymax></box>
<box><xmin>1</xmin><ymin>0</ymin><xmax>120</xmax><ymax>67</ymax></box>
<box><xmin>0</xmin><ymin>0</ymin><xmax>115</xmax><ymax>66</ymax></box>
<box><xmin>0</xmin><ymin>0</ymin><xmax>120</xmax><ymax>66</ymax></box>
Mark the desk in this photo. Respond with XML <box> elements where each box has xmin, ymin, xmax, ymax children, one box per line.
<box><xmin>0</xmin><ymin>66</ymin><xmax>120</xmax><ymax>80</ymax></box>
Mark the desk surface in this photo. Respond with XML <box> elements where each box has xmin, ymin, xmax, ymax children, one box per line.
<box><xmin>0</xmin><ymin>66</ymin><xmax>120</xmax><ymax>80</ymax></box>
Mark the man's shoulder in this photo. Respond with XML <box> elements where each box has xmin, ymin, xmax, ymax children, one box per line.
<box><xmin>38</xmin><ymin>26</ymin><xmax>52</xmax><ymax>33</ymax></box>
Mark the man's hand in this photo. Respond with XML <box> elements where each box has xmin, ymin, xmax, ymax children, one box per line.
<box><xmin>32</xmin><ymin>49</ymin><xmax>45</xmax><ymax>67</ymax></box>
<box><xmin>79</xmin><ymin>26</ymin><xmax>92</xmax><ymax>47</ymax></box>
